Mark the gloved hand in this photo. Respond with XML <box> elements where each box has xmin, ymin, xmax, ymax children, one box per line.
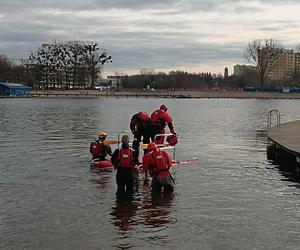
<box><xmin>170</xmin><ymin>129</ymin><xmax>177</xmax><ymax>137</ymax></box>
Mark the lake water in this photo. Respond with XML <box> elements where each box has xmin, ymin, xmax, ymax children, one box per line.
<box><xmin>0</xmin><ymin>97</ymin><xmax>300</xmax><ymax>250</ymax></box>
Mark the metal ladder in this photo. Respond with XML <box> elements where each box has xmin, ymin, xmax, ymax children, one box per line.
<box><xmin>267</xmin><ymin>109</ymin><xmax>281</xmax><ymax>128</ymax></box>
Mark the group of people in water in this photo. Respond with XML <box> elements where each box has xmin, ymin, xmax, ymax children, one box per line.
<box><xmin>89</xmin><ymin>104</ymin><xmax>177</xmax><ymax>194</ymax></box>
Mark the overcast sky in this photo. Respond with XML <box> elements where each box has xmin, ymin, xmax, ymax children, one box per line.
<box><xmin>1</xmin><ymin>0</ymin><xmax>300</xmax><ymax>75</ymax></box>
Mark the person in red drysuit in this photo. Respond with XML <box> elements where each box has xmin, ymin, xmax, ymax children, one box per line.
<box><xmin>150</xmin><ymin>104</ymin><xmax>176</xmax><ymax>144</ymax></box>
<box><xmin>142</xmin><ymin>142</ymin><xmax>174</xmax><ymax>193</ymax></box>
<box><xmin>111</xmin><ymin>135</ymin><xmax>137</xmax><ymax>193</ymax></box>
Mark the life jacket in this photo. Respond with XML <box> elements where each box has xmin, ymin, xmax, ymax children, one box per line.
<box><xmin>91</xmin><ymin>140</ymin><xmax>106</xmax><ymax>158</ymax></box>
<box><xmin>117</xmin><ymin>148</ymin><xmax>134</xmax><ymax>168</ymax></box>
<box><xmin>149</xmin><ymin>150</ymin><xmax>169</xmax><ymax>177</ymax></box>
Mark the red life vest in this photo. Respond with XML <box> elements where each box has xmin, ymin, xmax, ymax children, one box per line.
<box><xmin>91</xmin><ymin>140</ymin><xmax>105</xmax><ymax>158</ymax></box>
<box><xmin>149</xmin><ymin>150</ymin><xmax>169</xmax><ymax>176</ymax></box>
<box><xmin>118</xmin><ymin>148</ymin><xmax>134</xmax><ymax>168</ymax></box>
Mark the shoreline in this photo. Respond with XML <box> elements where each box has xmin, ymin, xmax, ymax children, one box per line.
<box><xmin>28</xmin><ymin>89</ymin><xmax>300</xmax><ymax>99</ymax></box>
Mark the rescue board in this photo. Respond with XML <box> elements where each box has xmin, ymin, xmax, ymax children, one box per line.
<box><xmin>90</xmin><ymin>159</ymin><xmax>140</xmax><ymax>172</ymax></box>
<box><xmin>90</xmin><ymin>159</ymin><xmax>113</xmax><ymax>169</ymax></box>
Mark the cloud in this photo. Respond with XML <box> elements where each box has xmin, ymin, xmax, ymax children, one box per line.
<box><xmin>1</xmin><ymin>0</ymin><xmax>300</xmax><ymax>74</ymax></box>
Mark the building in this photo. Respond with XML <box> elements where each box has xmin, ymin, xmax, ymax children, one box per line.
<box><xmin>0</xmin><ymin>82</ymin><xmax>31</xmax><ymax>97</ymax></box>
<box><xmin>294</xmin><ymin>52</ymin><xmax>300</xmax><ymax>76</ymax></box>
<box><xmin>234</xmin><ymin>65</ymin><xmax>257</xmax><ymax>77</ymax></box>
<box><xmin>268</xmin><ymin>49</ymin><xmax>295</xmax><ymax>80</ymax></box>
<box><xmin>224</xmin><ymin>67</ymin><xmax>229</xmax><ymax>79</ymax></box>
<box><xmin>107</xmin><ymin>76</ymin><xmax>120</xmax><ymax>88</ymax></box>
<box><xmin>257</xmin><ymin>48</ymin><xmax>300</xmax><ymax>81</ymax></box>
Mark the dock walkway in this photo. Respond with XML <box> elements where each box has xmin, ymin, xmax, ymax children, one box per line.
<box><xmin>267</xmin><ymin>120</ymin><xmax>300</xmax><ymax>156</ymax></box>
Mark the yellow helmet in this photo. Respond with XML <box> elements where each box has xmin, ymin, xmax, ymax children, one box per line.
<box><xmin>98</xmin><ymin>131</ymin><xmax>107</xmax><ymax>139</ymax></box>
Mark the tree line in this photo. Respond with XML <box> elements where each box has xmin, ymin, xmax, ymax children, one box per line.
<box><xmin>120</xmin><ymin>70</ymin><xmax>217</xmax><ymax>90</ymax></box>
<box><xmin>0</xmin><ymin>55</ymin><xmax>27</xmax><ymax>83</ymax></box>
<box><xmin>2</xmin><ymin>38</ymin><xmax>300</xmax><ymax>90</ymax></box>
<box><xmin>119</xmin><ymin>68</ymin><xmax>262</xmax><ymax>90</ymax></box>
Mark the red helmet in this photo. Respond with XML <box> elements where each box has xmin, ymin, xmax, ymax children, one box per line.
<box><xmin>147</xmin><ymin>142</ymin><xmax>157</xmax><ymax>151</ymax></box>
<box><xmin>167</xmin><ymin>134</ymin><xmax>178</xmax><ymax>146</ymax></box>
<box><xmin>160</xmin><ymin>104</ymin><xmax>168</xmax><ymax>111</ymax></box>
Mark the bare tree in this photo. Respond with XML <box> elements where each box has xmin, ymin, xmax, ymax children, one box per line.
<box><xmin>27</xmin><ymin>41</ymin><xmax>111</xmax><ymax>89</ymax></box>
<box><xmin>244</xmin><ymin>39</ymin><xmax>282</xmax><ymax>88</ymax></box>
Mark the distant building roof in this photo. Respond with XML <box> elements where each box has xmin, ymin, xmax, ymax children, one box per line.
<box><xmin>0</xmin><ymin>82</ymin><xmax>31</xmax><ymax>89</ymax></box>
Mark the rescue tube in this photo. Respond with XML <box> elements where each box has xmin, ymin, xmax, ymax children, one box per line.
<box><xmin>139</xmin><ymin>158</ymin><xmax>198</xmax><ymax>170</ymax></box>
<box><xmin>90</xmin><ymin>159</ymin><xmax>113</xmax><ymax>169</ymax></box>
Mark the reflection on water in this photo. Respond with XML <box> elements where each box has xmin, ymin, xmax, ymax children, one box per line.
<box><xmin>109</xmin><ymin>174</ymin><xmax>175</xmax><ymax>248</ymax></box>
<box><xmin>111</xmin><ymin>192</ymin><xmax>138</xmax><ymax>233</ymax></box>
<box><xmin>143</xmin><ymin>192</ymin><xmax>175</xmax><ymax>228</ymax></box>
<box><xmin>267</xmin><ymin>159</ymin><xmax>300</xmax><ymax>187</ymax></box>
<box><xmin>266</xmin><ymin>138</ymin><xmax>300</xmax><ymax>186</ymax></box>
<box><xmin>90</xmin><ymin>167</ymin><xmax>114</xmax><ymax>189</ymax></box>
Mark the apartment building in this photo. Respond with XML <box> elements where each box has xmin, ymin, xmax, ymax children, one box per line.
<box><xmin>268</xmin><ymin>49</ymin><xmax>295</xmax><ymax>80</ymax></box>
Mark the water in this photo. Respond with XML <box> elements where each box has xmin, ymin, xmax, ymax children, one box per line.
<box><xmin>0</xmin><ymin>97</ymin><xmax>300</xmax><ymax>250</ymax></box>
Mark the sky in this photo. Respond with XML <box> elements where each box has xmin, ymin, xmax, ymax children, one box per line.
<box><xmin>1</xmin><ymin>0</ymin><xmax>300</xmax><ymax>76</ymax></box>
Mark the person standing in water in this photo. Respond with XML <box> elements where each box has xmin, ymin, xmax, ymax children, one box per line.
<box><xmin>111</xmin><ymin>135</ymin><xmax>137</xmax><ymax>193</ymax></box>
<box><xmin>90</xmin><ymin>131</ymin><xmax>112</xmax><ymax>160</ymax></box>
<box><xmin>142</xmin><ymin>142</ymin><xmax>174</xmax><ymax>193</ymax></box>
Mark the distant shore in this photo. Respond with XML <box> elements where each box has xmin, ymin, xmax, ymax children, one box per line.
<box><xmin>29</xmin><ymin>89</ymin><xmax>300</xmax><ymax>99</ymax></box>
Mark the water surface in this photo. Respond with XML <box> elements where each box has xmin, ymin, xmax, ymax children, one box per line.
<box><xmin>0</xmin><ymin>97</ymin><xmax>300</xmax><ymax>249</ymax></box>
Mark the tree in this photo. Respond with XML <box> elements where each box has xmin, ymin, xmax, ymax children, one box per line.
<box><xmin>0</xmin><ymin>55</ymin><xmax>11</xmax><ymax>81</ymax></box>
<box><xmin>140</xmin><ymin>68</ymin><xmax>155</xmax><ymax>88</ymax></box>
<box><xmin>27</xmin><ymin>41</ymin><xmax>111</xmax><ymax>89</ymax></box>
<box><xmin>81</xmin><ymin>43</ymin><xmax>112</xmax><ymax>89</ymax></box>
<box><xmin>244</xmin><ymin>39</ymin><xmax>282</xmax><ymax>88</ymax></box>
<box><xmin>0</xmin><ymin>55</ymin><xmax>27</xmax><ymax>83</ymax></box>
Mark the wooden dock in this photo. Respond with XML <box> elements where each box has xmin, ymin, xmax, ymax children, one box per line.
<box><xmin>267</xmin><ymin>120</ymin><xmax>300</xmax><ymax>155</ymax></box>
<box><xmin>267</xmin><ymin>120</ymin><xmax>300</xmax><ymax>172</ymax></box>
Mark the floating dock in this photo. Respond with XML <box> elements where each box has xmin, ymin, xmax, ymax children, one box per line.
<box><xmin>267</xmin><ymin>120</ymin><xmax>300</xmax><ymax>173</ymax></box>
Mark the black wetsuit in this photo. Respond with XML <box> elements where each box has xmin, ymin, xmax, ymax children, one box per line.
<box><xmin>130</xmin><ymin>113</ymin><xmax>152</xmax><ymax>160</ymax></box>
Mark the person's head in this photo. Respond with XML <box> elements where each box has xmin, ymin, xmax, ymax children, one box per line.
<box><xmin>98</xmin><ymin>131</ymin><xmax>107</xmax><ymax>140</ymax></box>
<box><xmin>121</xmin><ymin>135</ymin><xmax>130</xmax><ymax>144</ymax></box>
<box><xmin>160</xmin><ymin>104</ymin><xmax>168</xmax><ymax>111</ymax></box>
<box><xmin>147</xmin><ymin>142</ymin><xmax>158</xmax><ymax>152</ymax></box>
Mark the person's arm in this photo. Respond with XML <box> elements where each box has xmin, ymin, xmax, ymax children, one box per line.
<box><xmin>131</xmin><ymin>149</ymin><xmax>138</xmax><ymax>165</ymax></box>
<box><xmin>89</xmin><ymin>142</ymin><xmax>93</xmax><ymax>154</ymax></box>
<box><xmin>107</xmin><ymin>145</ymin><xmax>112</xmax><ymax>156</ymax></box>
<box><xmin>162</xmin><ymin>112</ymin><xmax>175</xmax><ymax>134</ymax></box>
<box><xmin>130</xmin><ymin>114</ymin><xmax>138</xmax><ymax>132</ymax></box>
<box><xmin>111</xmin><ymin>149</ymin><xmax>119</xmax><ymax>168</ymax></box>
<box><xmin>167</xmin><ymin>122</ymin><xmax>175</xmax><ymax>134</ymax></box>
<box><xmin>142</xmin><ymin>154</ymin><xmax>150</xmax><ymax>172</ymax></box>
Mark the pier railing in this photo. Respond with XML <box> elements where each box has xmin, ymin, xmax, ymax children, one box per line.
<box><xmin>267</xmin><ymin>109</ymin><xmax>281</xmax><ymax>128</ymax></box>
